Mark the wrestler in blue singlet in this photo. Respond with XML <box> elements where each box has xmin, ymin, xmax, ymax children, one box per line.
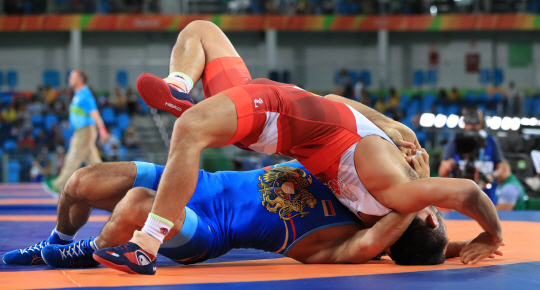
<box><xmin>132</xmin><ymin>161</ymin><xmax>360</xmax><ymax>264</ymax></box>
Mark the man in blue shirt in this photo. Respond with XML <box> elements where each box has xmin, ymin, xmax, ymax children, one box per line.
<box><xmin>438</xmin><ymin>107</ymin><xmax>504</xmax><ymax>203</ymax></box>
<box><xmin>51</xmin><ymin>69</ymin><xmax>109</xmax><ymax>192</ymax></box>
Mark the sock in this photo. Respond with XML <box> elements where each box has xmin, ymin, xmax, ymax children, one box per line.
<box><xmin>167</xmin><ymin>72</ymin><xmax>194</xmax><ymax>94</ymax></box>
<box><xmin>48</xmin><ymin>229</ymin><xmax>76</xmax><ymax>245</ymax></box>
<box><xmin>141</xmin><ymin>213</ymin><xmax>174</xmax><ymax>244</ymax></box>
<box><xmin>86</xmin><ymin>238</ymin><xmax>98</xmax><ymax>255</ymax></box>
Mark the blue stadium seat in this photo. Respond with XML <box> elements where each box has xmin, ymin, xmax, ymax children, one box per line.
<box><xmin>413</xmin><ymin>70</ymin><xmax>424</xmax><ymax>87</ymax></box>
<box><xmin>416</xmin><ymin>131</ymin><xmax>427</xmax><ymax>147</ymax></box>
<box><xmin>465</xmin><ymin>92</ymin><xmax>476</xmax><ymax>104</ymax></box>
<box><xmin>479</xmin><ymin>69</ymin><xmax>490</xmax><ymax>85</ymax></box>
<box><xmin>3</xmin><ymin>139</ymin><xmax>17</xmax><ymax>151</ymax></box>
<box><xmin>62</xmin><ymin>128</ymin><xmax>74</xmax><ymax>149</ymax></box>
<box><xmin>1</xmin><ymin>92</ymin><xmax>13</xmax><ymax>104</ymax></box>
<box><xmin>0</xmin><ymin>71</ymin><xmax>3</xmax><ymax>87</ymax></box>
<box><xmin>401</xmin><ymin>117</ymin><xmax>413</xmax><ymax>129</ymax></box>
<box><xmin>477</xmin><ymin>104</ymin><xmax>487</xmax><ymax>114</ymax></box>
<box><xmin>427</xmin><ymin>70</ymin><xmax>437</xmax><ymax>86</ymax></box>
<box><xmin>282</xmin><ymin>70</ymin><xmax>291</xmax><ymax>84</ymax></box>
<box><xmin>111</xmin><ymin>127</ymin><xmax>122</xmax><ymax>140</ymax></box>
<box><xmin>31</xmin><ymin>114</ymin><xmax>43</xmax><ymax>127</ymax></box>
<box><xmin>8</xmin><ymin>160</ymin><xmax>21</xmax><ymax>183</ymax></box>
<box><xmin>101</xmin><ymin>107</ymin><xmax>116</xmax><ymax>125</ymax></box>
<box><xmin>447</xmin><ymin>104</ymin><xmax>460</xmax><ymax>116</ymax></box>
<box><xmin>492</xmin><ymin>93</ymin><xmax>503</xmax><ymax>102</ymax></box>
<box><xmin>478</xmin><ymin>92</ymin><xmax>489</xmax><ymax>103</ymax></box>
<box><xmin>493</xmin><ymin>68</ymin><xmax>504</xmax><ymax>86</ymax></box>
<box><xmin>43</xmin><ymin>70</ymin><xmax>61</xmax><ymax>88</ymax></box>
<box><xmin>422</xmin><ymin>93</ymin><xmax>436</xmax><ymax>112</ymax></box>
<box><xmin>334</xmin><ymin>71</ymin><xmax>342</xmax><ymax>85</ymax></box>
<box><xmin>524</xmin><ymin>98</ymin><xmax>535</xmax><ymax>117</ymax></box>
<box><xmin>33</xmin><ymin>127</ymin><xmax>42</xmax><ymax>137</ymax></box>
<box><xmin>7</xmin><ymin>71</ymin><xmax>17</xmax><ymax>88</ymax></box>
<box><xmin>348</xmin><ymin>71</ymin><xmax>358</xmax><ymax>84</ymax></box>
<box><xmin>45</xmin><ymin>114</ymin><xmax>59</xmax><ymax>131</ymax></box>
<box><xmin>117</xmin><ymin>70</ymin><xmax>128</xmax><ymax>88</ymax></box>
<box><xmin>435</xmin><ymin>104</ymin><xmax>447</xmax><ymax>115</ymax></box>
<box><xmin>139</xmin><ymin>96</ymin><xmax>150</xmax><ymax>114</ymax></box>
<box><xmin>534</xmin><ymin>99</ymin><xmax>540</xmax><ymax>116</ymax></box>
<box><xmin>399</xmin><ymin>94</ymin><xmax>409</xmax><ymax>111</ymax></box>
<box><xmin>119</xmin><ymin>146</ymin><xmax>127</xmax><ymax>161</ymax></box>
<box><xmin>407</xmin><ymin>99</ymin><xmax>421</xmax><ymax>117</ymax></box>
<box><xmin>117</xmin><ymin>113</ymin><xmax>131</xmax><ymax>131</ymax></box>
<box><xmin>360</xmin><ymin>70</ymin><xmax>371</xmax><ymax>86</ymax></box>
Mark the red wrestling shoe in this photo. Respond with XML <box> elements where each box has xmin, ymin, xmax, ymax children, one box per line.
<box><xmin>136</xmin><ymin>73</ymin><xmax>194</xmax><ymax>118</ymax></box>
<box><xmin>93</xmin><ymin>242</ymin><xmax>156</xmax><ymax>275</ymax></box>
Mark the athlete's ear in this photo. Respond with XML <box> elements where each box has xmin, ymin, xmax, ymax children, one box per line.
<box><xmin>425</xmin><ymin>213</ymin><xmax>439</xmax><ymax>229</ymax></box>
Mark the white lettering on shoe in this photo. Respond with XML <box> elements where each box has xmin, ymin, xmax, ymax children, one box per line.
<box><xmin>165</xmin><ymin>102</ymin><xmax>183</xmax><ymax>112</ymax></box>
<box><xmin>110</xmin><ymin>252</ymin><xmax>119</xmax><ymax>257</ymax></box>
<box><xmin>136</xmin><ymin>250</ymin><xmax>152</xmax><ymax>266</ymax></box>
<box><xmin>254</xmin><ymin>98</ymin><xmax>264</xmax><ymax>108</ymax></box>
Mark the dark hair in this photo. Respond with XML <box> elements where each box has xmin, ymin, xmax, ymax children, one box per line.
<box><xmin>390</xmin><ymin>206</ymin><xmax>448</xmax><ymax>265</ymax></box>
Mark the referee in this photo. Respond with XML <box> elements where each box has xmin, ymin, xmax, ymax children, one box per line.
<box><xmin>50</xmin><ymin>69</ymin><xmax>109</xmax><ymax>192</ymax></box>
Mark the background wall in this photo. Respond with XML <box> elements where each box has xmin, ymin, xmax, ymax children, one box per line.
<box><xmin>2</xmin><ymin>30</ymin><xmax>540</xmax><ymax>91</ymax></box>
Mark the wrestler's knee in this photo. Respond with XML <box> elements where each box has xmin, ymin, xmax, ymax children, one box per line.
<box><xmin>63</xmin><ymin>165</ymin><xmax>95</xmax><ymax>200</ymax></box>
<box><xmin>113</xmin><ymin>187</ymin><xmax>154</xmax><ymax>225</ymax></box>
<box><xmin>171</xmin><ymin>107</ymin><xmax>210</xmax><ymax>145</ymax></box>
<box><xmin>180</xmin><ymin>20</ymin><xmax>219</xmax><ymax>38</ymax></box>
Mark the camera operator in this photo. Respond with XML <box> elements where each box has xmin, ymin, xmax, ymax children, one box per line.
<box><xmin>438</xmin><ymin>107</ymin><xmax>504</xmax><ymax>203</ymax></box>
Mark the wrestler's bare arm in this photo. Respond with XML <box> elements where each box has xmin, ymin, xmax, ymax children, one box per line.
<box><xmin>331</xmin><ymin>211</ymin><xmax>417</xmax><ymax>264</ymax></box>
<box><xmin>324</xmin><ymin>94</ymin><xmax>420</xmax><ymax>157</ymax></box>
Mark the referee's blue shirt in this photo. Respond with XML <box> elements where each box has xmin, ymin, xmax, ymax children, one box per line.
<box><xmin>69</xmin><ymin>86</ymin><xmax>97</xmax><ymax>130</ymax></box>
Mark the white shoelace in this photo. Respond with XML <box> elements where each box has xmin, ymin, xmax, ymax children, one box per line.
<box><xmin>59</xmin><ymin>240</ymin><xmax>87</xmax><ymax>260</ymax></box>
<box><xmin>20</xmin><ymin>240</ymin><xmax>49</xmax><ymax>255</ymax></box>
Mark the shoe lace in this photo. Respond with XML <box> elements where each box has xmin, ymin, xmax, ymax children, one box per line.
<box><xmin>59</xmin><ymin>239</ymin><xmax>88</xmax><ymax>260</ymax></box>
<box><xmin>20</xmin><ymin>240</ymin><xmax>49</xmax><ymax>255</ymax></box>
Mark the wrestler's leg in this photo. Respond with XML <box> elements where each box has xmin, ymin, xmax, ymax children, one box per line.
<box><xmin>166</xmin><ymin>20</ymin><xmax>241</xmax><ymax>89</ymax></box>
<box><xmin>94</xmin><ymin>187</ymin><xmax>184</xmax><ymax>249</ymax></box>
<box><xmin>55</xmin><ymin>162</ymin><xmax>138</xmax><ymax>235</ymax></box>
<box><xmin>137</xmin><ymin>21</ymin><xmax>249</xmax><ymax>117</ymax></box>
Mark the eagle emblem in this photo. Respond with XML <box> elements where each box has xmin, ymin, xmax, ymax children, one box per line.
<box><xmin>257</xmin><ymin>166</ymin><xmax>317</xmax><ymax>220</ymax></box>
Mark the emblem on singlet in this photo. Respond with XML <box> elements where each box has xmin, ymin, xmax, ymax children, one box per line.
<box><xmin>257</xmin><ymin>166</ymin><xmax>317</xmax><ymax>221</ymax></box>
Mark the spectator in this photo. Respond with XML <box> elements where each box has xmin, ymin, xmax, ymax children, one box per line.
<box><xmin>374</xmin><ymin>95</ymin><xmax>387</xmax><ymax>113</ymax></box>
<box><xmin>387</xmin><ymin>87</ymin><xmax>401</xmax><ymax>120</ymax></box>
<box><xmin>123</xmin><ymin>126</ymin><xmax>140</xmax><ymax>149</ymax></box>
<box><xmin>438</xmin><ymin>106</ymin><xmax>504</xmax><ymax>203</ymax></box>
<box><xmin>30</xmin><ymin>152</ymin><xmax>50</xmax><ymax>183</ymax></box>
<box><xmin>35</xmin><ymin>131</ymin><xmax>48</xmax><ymax>148</ymax></box>
<box><xmin>494</xmin><ymin>159</ymin><xmax>528</xmax><ymax>210</ymax></box>
<box><xmin>448</xmin><ymin>87</ymin><xmax>461</xmax><ymax>104</ymax></box>
<box><xmin>436</xmin><ymin>88</ymin><xmax>448</xmax><ymax>106</ymax></box>
<box><xmin>126</xmin><ymin>87</ymin><xmax>140</xmax><ymax>115</ymax></box>
<box><xmin>359</xmin><ymin>88</ymin><xmax>372</xmax><ymax>107</ymax></box>
<box><xmin>340</xmin><ymin>69</ymin><xmax>353</xmax><ymax>99</ymax></box>
<box><xmin>113</xmin><ymin>85</ymin><xmax>128</xmax><ymax>113</ymax></box>
<box><xmin>2</xmin><ymin>104</ymin><xmax>17</xmax><ymax>123</ymax></box>
<box><xmin>353</xmin><ymin>77</ymin><xmax>364</xmax><ymax>101</ymax></box>
<box><xmin>505</xmin><ymin>81</ymin><xmax>524</xmax><ymax>116</ymax></box>
<box><xmin>47</xmin><ymin>124</ymin><xmax>65</xmax><ymax>151</ymax></box>
<box><xmin>18</xmin><ymin>132</ymin><xmax>36</xmax><ymax>150</ymax></box>
<box><xmin>44</xmin><ymin>86</ymin><xmax>58</xmax><ymax>104</ymax></box>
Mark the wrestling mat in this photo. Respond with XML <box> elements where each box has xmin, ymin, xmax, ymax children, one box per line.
<box><xmin>1</xmin><ymin>183</ymin><xmax>539</xmax><ymax>290</ymax></box>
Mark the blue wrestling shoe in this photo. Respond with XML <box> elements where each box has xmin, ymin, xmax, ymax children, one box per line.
<box><xmin>3</xmin><ymin>239</ymin><xmax>55</xmax><ymax>265</ymax></box>
<box><xmin>41</xmin><ymin>237</ymin><xmax>100</xmax><ymax>268</ymax></box>
<box><xmin>93</xmin><ymin>242</ymin><xmax>156</xmax><ymax>275</ymax></box>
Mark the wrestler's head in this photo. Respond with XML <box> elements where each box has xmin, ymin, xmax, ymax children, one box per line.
<box><xmin>387</xmin><ymin>206</ymin><xmax>448</xmax><ymax>265</ymax></box>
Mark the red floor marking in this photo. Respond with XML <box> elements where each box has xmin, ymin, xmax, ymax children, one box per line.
<box><xmin>0</xmin><ymin>215</ymin><xmax>110</xmax><ymax>222</ymax></box>
<box><xmin>1</xmin><ymin>220</ymin><xmax>539</xmax><ymax>290</ymax></box>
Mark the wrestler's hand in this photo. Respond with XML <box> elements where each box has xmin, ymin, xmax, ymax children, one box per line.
<box><xmin>410</xmin><ymin>149</ymin><xmax>430</xmax><ymax>178</ymax></box>
<box><xmin>383</xmin><ymin>121</ymin><xmax>421</xmax><ymax>162</ymax></box>
<box><xmin>460</xmin><ymin>232</ymin><xmax>504</xmax><ymax>265</ymax></box>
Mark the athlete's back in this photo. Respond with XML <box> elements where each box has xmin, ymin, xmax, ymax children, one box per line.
<box><xmin>159</xmin><ymin>162</ymin><xmax>360</xmax><ymax>263</ymax></box>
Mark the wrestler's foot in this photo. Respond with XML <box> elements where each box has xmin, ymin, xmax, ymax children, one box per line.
<box><xmin>93</xmin><ymin>242</ymin><xmax>156</xmax><ymax>275</ymax></box>
<box><xmin>41</xmin><ymin>237</ymin><xmax>100</xmax><ymax>268</ymax></box>
<box><xmin>2</xmin><ymin>236</ymin><xmax>69</xmax><ymax>265</ymax></box>
<box><xmin>136</xmin><ymin>73</ymin><xmax>195</xmax><ymax>118</ymax></box>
